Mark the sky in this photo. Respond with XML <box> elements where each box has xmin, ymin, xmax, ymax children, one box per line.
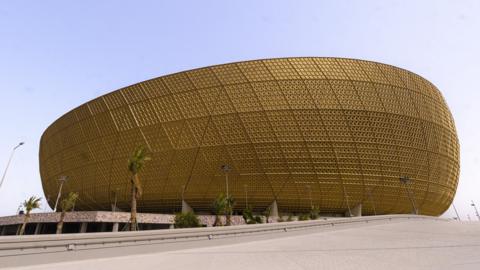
<box><xmin>0</xmin><ymin>0</ymin><xmax>479</xmax><ymax>220</ymax></box>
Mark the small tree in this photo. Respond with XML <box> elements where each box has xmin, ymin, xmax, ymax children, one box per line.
<box><xmin>225</xmin><ymin>195</ymin><xmax>235</xmax><ymax>226</ymax></box>
<box><xmin>174</xmin><ymin>212</ymin><xmax>201</xmax><ymax>228</ymax></box>
<box><xmin>56</xmin><ymin>192</ymin><xmax>79</xmax><ymax>234</ymax></box>
<box><xmin>213</xmin><ymin>193</ymin><xmax>227</xmax><ymax>226</ymax></box>
<box><xmin>18</xmin><ymin>196</ymin><xmax>41</xmax><ymax>235</ymax></box>
<box><xmin>128</xmin><ymin>146</ymin><xmax>151</xmax><ymax>231</ymax></box>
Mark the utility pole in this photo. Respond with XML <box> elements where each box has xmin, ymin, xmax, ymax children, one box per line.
<box><xmin>53</xmin><ymin>176</ymin><xmax>68</xmax><ymax>212</ymax></box>
<box><xmin>0</xmin><ymin>142</ymin><xmax>25</xmax><ymax>191</ymax></box>
<box><xmin>400</xmin><ymin>176</ymin><xmax>418</xmax><ymax>215</ymax></box>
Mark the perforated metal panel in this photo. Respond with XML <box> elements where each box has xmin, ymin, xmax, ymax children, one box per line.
<box><xmin>39</xmin><ymin>57</ymin><xmax>460</xmax><ymax>216</ymax></box>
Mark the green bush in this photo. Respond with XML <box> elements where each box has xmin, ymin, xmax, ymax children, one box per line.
<box><xmin>298</xmin><ymin>214</ymin><xmax>310</xmax><ymax>221</ymax></box>
<box><xmin>309</xmin><ymin>206</ymin><xmax>320</xmax><ymax>220</ymax></box>
<box><xmin>287</xmin><ymin>215</ymin><xmax>294</xmax><ymax>222</ymax></box>
<box><xmin>243</xmin><ymin>207</ymin><xmax>254</xmax><ymax>224</ymax></box>
<box><xmin>174</xmin><ymin>212</ymin><xmax>201</xmax><ymax>228</ymax></box>
<box><xmin>242</xmin><ymin>207</ymin><xmax>264</xmax><ymax>224</ymax></box>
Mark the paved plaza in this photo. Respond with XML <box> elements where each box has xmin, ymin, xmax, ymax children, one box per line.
<box><xmin>2</xmin><ymin>218</ymin><xmax>480</xmax><ymax>270</ymax></box>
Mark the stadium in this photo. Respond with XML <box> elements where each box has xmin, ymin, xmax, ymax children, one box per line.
<box><xmin>39</xmin><ymin>57</ymin><xmax>460</xmax><ymax>217</ymax></box>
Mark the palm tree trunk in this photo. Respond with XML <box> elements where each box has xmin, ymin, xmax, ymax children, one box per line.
<box><xmin>18</xmin><ymin>214</ymin><xmax>30</xmax><ymax>235</ymax></box>
<box><xmin>56</xmin><ymin>211</ymin><xmax>66</xmax><ymax>234</ymax></box>
<box><xmin>214</xmin><ymin>215</ymin><xmax>221</xmax><ymax>227</ymax></box>
<box><xmin>226</xmin><ymin>211</ymin><xmax>232</xmax><ymax>226</ymax></box>
<box><xmin>130</xmin><ymin>177</ymin><xmax>137</xmax><ymax>231</ymax></box>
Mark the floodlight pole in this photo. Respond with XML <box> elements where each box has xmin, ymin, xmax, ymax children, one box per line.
<box><xmin>53</xmin><ymin>176</ymin><xmax>68</xmax><ymax>212</ymax></box>
<box><xmin>452</xmin><ymin>203</ymin><xmax>461</xmax><ymax>221</ymax></box>
<box><xmin>400</xmin><ymin>176</ymin><xmax>418</xmax><ymax>215</ymax></box>
<box><xmin>0</xmin><ymin>142</ymin><xmax>25</xmax><ymax>191</ymax></box>
<box><xmin>471</xmin><ymin>201</ymin><xmax>480</xmax><ymax>221</ymax></box>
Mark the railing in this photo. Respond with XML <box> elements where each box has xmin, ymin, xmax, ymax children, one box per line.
<box><xmin>0</xmin><ymin>215</ymin><xmax>446</xmax><ymax>257</ymax></box>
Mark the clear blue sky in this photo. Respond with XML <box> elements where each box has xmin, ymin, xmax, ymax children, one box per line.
<box><xmin>0</xmin><ymin>0</ymin><xmax>479</xmax><ymax>219</ymax></box>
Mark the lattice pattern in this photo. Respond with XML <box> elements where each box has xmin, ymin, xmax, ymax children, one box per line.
<box><xmin>39</xmin><ymin>57</ymin><xmax>460</xmax><ymax>216</ymax></box>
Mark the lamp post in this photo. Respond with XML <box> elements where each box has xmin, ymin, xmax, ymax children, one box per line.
<box><xmin>0</xmin><ymin>142</ymin><xmax>25</xmax><ymax>191</ymax></box>
<box><xmin>244</xmin><ymin>184</ymin><xmax>248</xmax><ymax>208</ymax></box>
<box><xmin>306</xmin><ymin>185</ymin><xmax>313</xmax><ymax>209</ymax></box>
<box><xmin>471</xmin><ymin>200</ymin><xmax>480</xmax><ymax>221</ymax></box>
<box><xmin>366</xmin><ymin>187</ymin><xmax>377</xmax><ymax>216</ymax></box>
<box><xmin>53</xmin><ymin>176</ymin><xmax>68</xmax><ymax>212</ymax></box>
<box><xmin>221</xmin><ymin>165</ymin><xmax>232</xmax><ymax>198</ymax></box>
<box><xmin>221</xmin><ymin>164</ymin><xmax>232</xmax><ymax>224</ymax></box>
<box><xmin>112</xmin><ymin>188</ymin><xmax>120</xmax><ymax>213</ymax></box>
<box><xmin>400</xmin><ymin>176</ymin><xmax>418</xmax><ymax>215</ymax></box>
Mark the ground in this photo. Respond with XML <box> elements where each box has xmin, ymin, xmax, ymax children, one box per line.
<box><xmin>2</xmin><ymin>218</ymin><xmax>480</xmax><ymax>270</ymax></box>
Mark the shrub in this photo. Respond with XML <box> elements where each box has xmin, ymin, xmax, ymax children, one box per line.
<box><xmin>298</xmin><ymin>214</ymin><xmax>310</xmax><ymax>221</ymax></box>
<box><xmin>287</xmin><ymin>215</ymin><xmax>294</xmax><ymax>222</ymax></box>
<box><xmin>242</xmin><ymin>207</ymin><xmax>264</xmax><ymax>224</ymax></box>
<box><xmin>243</xmin><ymin>207</ymin><xmax>254</xmax><ymax>224</ymax></box>
<box><xmin>310</xmin><ymin>206</ymin><xmax>320</xmax><ymax>220</ymax></box>
<box><xmin>174</xmin><ymin>212</ymin><xmax>201</xmax><ymax>228</ymax></box>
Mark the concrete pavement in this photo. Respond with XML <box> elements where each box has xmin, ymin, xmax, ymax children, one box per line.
<box><xmin>2</xmin><ymin>217</ymin><xmax>480</xmax><ymax>270</ymax></box>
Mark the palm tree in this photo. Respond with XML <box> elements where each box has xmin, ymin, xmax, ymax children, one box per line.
<box><xmin>18</xmin><ymin>196</ymin><xmax>41</xmax><ymax>235</ymax></box>
<box><xmin>128</xmin><ymin>146</ymin><xmax>151</xmax><ymax>231</ymax></box>
<box><xmin>225</xmin><ymin>195</ymin><xmax>235</xmax><ymax>226</ymax></box>
<box><xmin>56</xmin><ymin>192</ymin><xmax>79</xmax><ymax>234</ymax></box>
<box><xmin>213</xmin><ymin>193</ymin><xmax>227</xmax><ymax>226</ymax></box>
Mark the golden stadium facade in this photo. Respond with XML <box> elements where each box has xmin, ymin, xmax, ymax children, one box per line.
<box><xmin>39</xmin><ymin>57</ymin><xmax>459</xmax><ymax>216</ymax></box>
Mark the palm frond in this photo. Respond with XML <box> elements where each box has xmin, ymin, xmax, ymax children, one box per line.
<box><xmin>60</xmin><ymin>192</ymin><xmax>79</xmax><ymax>212</ymax></box>
<box><xmin>23</xmin><ymin>196</ymin><xmax>41</xmax><ymax>213</ymax></box>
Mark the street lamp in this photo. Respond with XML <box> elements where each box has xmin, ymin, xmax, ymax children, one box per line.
<box><xmin>366</xmin><ymin>187</ymin><xmax>377</xmax><ymax>216</ymax></box>
<box><xmin>400</xmin><ymin>176</ymin><xmax>418</xmax><ymax>215</ymax></box>
<box><xmin>244</xmin><ymin>184</ymin><xmax>248</xmax><ymax>208</ymax></box>
<box><xmin>220</xmin><ymin>164</ymin><xmax>232</xmax><ymax>198</ymax></box>
<box><xmin>53</xmin><ymin>176</ymin><xmax>68</xmax><ymax>212</ymax></box>
<box><xmin>0</xmin><ymin>142</ymin><xmax>25</xmax><ymax>191</ymax></box>
<box><xmin>471</xmin><ymin>200</ymin><xmax>480</xmax><ymax>221</ymax></box>
<box><xmin>221</xmin><ymin>164</ymin><xmax>232</xmax><ymax>223</ymax></box>
<box><xmin>112</xmin><ymin>188</ymin><xmax>120</xmax><ymax>212</ymax></box>
<box><xmin>306</xmin><ymin>185</ymin><xmax>313</xmax><ymax>209</ymax></box>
